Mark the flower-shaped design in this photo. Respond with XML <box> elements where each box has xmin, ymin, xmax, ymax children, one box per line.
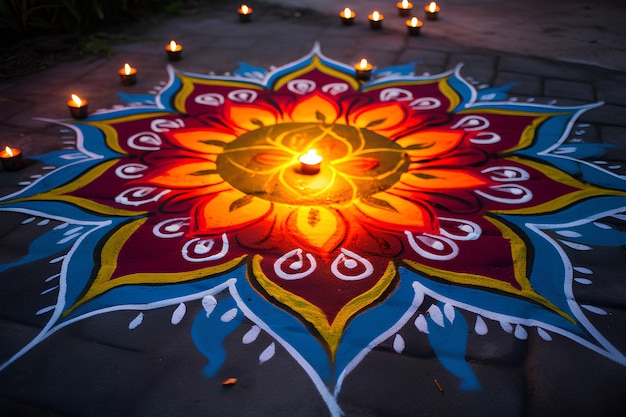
<box><xmin>1</xmin><ymin>46</ymin><xmax>625</xmax><ymax>416</ymax></box>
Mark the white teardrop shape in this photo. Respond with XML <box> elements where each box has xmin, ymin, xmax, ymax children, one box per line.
<box><xmin>221</xmin><ymin>308</ymin><xmax>238</xmax><ymax>322</ymax></box>
<box><xmin>574</xmin><ymin>278</ymin><xmax>593</xmax><ymax>285</ymax></box>
<box><xmin>514</xmin><ymin>324</ymin><xmax>528</xmax><ymax>340</ymax></box>
<box><xmin>36</xmin><ymin>305</ymin><xmax>55</xmax><ymax>315</ymax></box>
<box><xmin>427</xmin><ymin>305</ymin><xmax>445</xmax><ymax>327</ymax></box>
<box><xmin>22</xmin><ymin>217</ymin><xmax>36</xmax><ymax>224</ymax></box>
<box><xmin>443</xmin><ymin>303</ymin><xmax>455</xmax><ymax>324</ymax></box>
<box><xmin>500</xmin><ymin>321</ymin><xmax>513</xmax><ymax>334</ymax></box>
<box><xmin>243</xmin><ymin>325</ymin><xmax>261</xmax><ymax>344</ymax></box>
<box><xmin>474</xmin><ymin>316</ymin><xmax>488</xmax><ymax>335</ymax></box>
<box><xmin>37</xmin><ymin>219</ymin><xmax>50</xmax><ymax>226</ymax></box>
<box><xmin>556</xmin><ymin>230</ymin><xmax>582</xmax><ymax>238</ymax></box>
<box><xmin>593</xmin><ymin>222</ymin><xmax>612</xmax><ymax>229</ymax></box>
<box><xmin>129</xmin><ymin>312</ymin><xmax>144</xmax><ymax>330</ymax></box>
<box><xmin>393</xmin><ymin>334</ymin><xmax>405</xmax><ymax>354</ymax></box>
<box><xmin>581</xmin><ymin>304</ymin><xmax>608</xmax><ymax>315</ymax></box>
<box><xmin>414</xmin><ymin>314</ymin><xmax>429</xmax><ymax>334</ymax></box>
<box><xmin>202</xmin><ymin>295</ymin><xmax>217</xmax><ymax>317</ymax></box>
<box><xmin>537</xmin><ymin>328</ymin><xmax>552</xmax><ymax>341</ymax></box>
<box><xmin>171</xmin><ymin>303</ymin><xmax>187</xmax><ymax>325</ymax></box>
<box><xmin>573</xmin><ymin>266</ymin><xmax>592</xmax><ymax>275</ymax></box>
<box><xmin>259</xmin><ymin>342</ymin><xmax>276</xmax><ymax>365</ymax></box>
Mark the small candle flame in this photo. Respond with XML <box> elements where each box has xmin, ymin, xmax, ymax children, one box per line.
<box><xmin>401</xmin><ymin>0</ymin><xmax>410</xmax><ymax>8</ymax></box>
<box><xmin>372</xmin><ymin>11</ymin><xmax>380</xmax><ymax>21</ymax></box>
<box><xmin>343</xmin><ymin>8</ymin><xmax>352</xmax><ymax>19</ymax></box>
<box><xmin>169</xmin><ymin>40</ymin><xmax>178</xmax><ymax>51</ymax></box>
<box><xmin>300</xmin><ymin>149</ymin><xmax>322</xmax><ymax>165</ymax></box>
<box><xmin>359</xmin><ymin>58</ymin><xmax>369</xmax><ymax>70</ymax></box>
<box><xmin>71</xmin><ymin>94</ymin><xmax>83</xmax><ymax>107</ymax></box>
<box><xmin>241</xmin><ymin>4</ymin><xmax>249</xmax><ymax>14</ymax></box>
<box><xmin>428</xmin><ymin>2</ymin><xmax>438</xmax><ymax>13</ymax></box>
<box><xmin>4</xmin><ymin>146</ymin><xmax>14</xmax><ymax>157</ymax></box>
<box><xmin>124</xmin><ymin>63</ymin><xmax>132</xmax><ymax>75</ymax></box>
<box><xmin>410</xmin><ymin>17</ymin><xmax>419</xmax><ymax>27</ymax></box>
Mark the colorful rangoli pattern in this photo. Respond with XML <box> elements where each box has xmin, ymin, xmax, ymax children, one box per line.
<box><xmin>1</xmin><ymin>45</ymin><xmax>626</xmax><ymax>416</ymax></box>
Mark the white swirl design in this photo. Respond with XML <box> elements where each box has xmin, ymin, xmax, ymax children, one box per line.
<box><xmin>127</xmin><ymin>131</ymin><xmax>162</xmax><ymax>151</ymax></box>
<box><xmin>405</xmin><ymin>231</ymin><xmax>459</xmax><ymax>261</ymax></box>
<box><xmin>182</xmin><ymin>234</ymin><xmax>229</xmax><ymax>262</ymax></box>
<box><xmin>469</xmin><ymin>131</ymin><xmax>501</xmax><ymax>144</ymax></box>
<box><xmin>475</xmin><ymin>184</ymin><xmax>533</xmax><ymax>204</ymax></box>
<box><xmin>481</xmin><ymin>166</ymin><xmax>530</xmax><ymax>182</ymax></box>
<box><xmin>150</xmin><ymin>118</ymin><xmax>184</xmax><ymax>132</ymax></box>
<box><xmin>195</xmin><ymin>93</ymin><xmax>225</xmax><ymax>106</ymax></box>
<box><xmin>321</xmin><ymin>83</ymin><xmax>349</xmax><ymax>95</ymax></box>
<box><xmin>274</xmin><ymin>248</ymin><xmax>317</xmax><ymax>280</ymax></box>
<box><xmin>115</xmin><ymin>187</ymin><xmax>171</xmax><ymax>206</ymax></box>
<box><xmin>438</xmin><ymin>217</ymin><xmax>482</xmax><ymax>241</ymax></box>
<box><xmin>379</xmin><ymin>88</ymin><xmax>414</xmax><ymax>102</ymax></box>
<box><xmin>153</xmin><ymin>217</ymin><xmax>191</xmax><ymax>238</ymax></box>
<box><xmin>227</xmin><ymin>89</ymin><xmax>258</xmax><ymax>103</ymax></box>
<box><xmin>115</xmin><ymin>163</ymin><xmax>148</xmax><ymax>179</ymax></box>
<box><xmin>331</xmin><ymin>248</ymin><xmax>373</xmax><ymax>281</ymax></box>
<box><xmin>408</xmin><ymin>97</ymin><xmax>442</xmax><ymax>110</ymax></box>
<box><xmin>287</xmin><ymin>79</ymin><xmax>316</xmax><ymax>95</ymax></box>
<box><xmin>451</xmin><ymin>115</ymin><xmax>490</xmax><ymax>131</ymax></box>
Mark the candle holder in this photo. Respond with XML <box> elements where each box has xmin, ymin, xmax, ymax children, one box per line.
<box><xmin>165</xmin><ymin>41</ymin><xmax>183</xmax><ymax>61</ymax></box>
<box><xmin>397</xmin><ymin>1</ymin><xmax>414</xmax><ymax>17</ymax></box>
<box><xmin>0</xmin><ymin>146</ymin><xmax>24</xmax><ymax>171</ymax></box>
<box><xmin>238</xmin><ymin>4</ymin><xmax>253</xmax><ymax>22</ymax></box>
<box><xmin>118</xmin><ymin>63</ymin><xmax>137</xmax><ymax>86</ymax></box>
<box><xmin>354</xmin><ymin>59</ymin><xmax>373</xmax><ymax>81</ymax></box>
<box><xmin>406</xmin><ymin>17</ymin><xmax>423</xmax><ymax>36</ymax></box>
<box><xmin>339</xmin><ymin>8</ymin><xmax>355</xmax><ymax>25</ymax></box>
<box><xmin>67</xmin><ymin>95</ymin><xmax>89</xmax><ymax>119</ymax></box>
<box><xmin>299</xmin><ymin>150</ymin><xmax>322</xmax><ymax>175</ymax></box>
<box><xmin>424</xmin><ymin>2</ymin><xmax>440</xmax><ymax>20</ymax></box>
<box><xmin>368</xmin><ymin>11</ymin><xmax>384</xmax><ymax>30</ymax></box>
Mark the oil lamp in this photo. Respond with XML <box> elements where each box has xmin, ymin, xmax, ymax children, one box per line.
<box><xmin>0</xmin><ymin>146</ymin><xmax>24</xmax><ymax>171</ymax></box>
<box><xmin>165</xmin><ymin>40</ymin><xmax>183</xmax><ymax>61</ymax></box>
<box><xmin>67</xmin><ymin>94</ymin><xmax>88</xmax><ymax>119</ymax></box>
<box><xmin>118</xmin><ymin>63</ymin><xmax>137</xmax><ymax>86</ymax></box>
<box><xmin>299</xmin><ymin>149</ymin><xmax>322</xmax><ymax>175</ymax></box>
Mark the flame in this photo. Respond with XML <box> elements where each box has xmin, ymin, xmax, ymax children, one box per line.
<box><xmin>343</xmin><ymin>8</ymin><xmax>352</xmax><ymax>18</ymax></box>
<box><xmin>299</xmin><ymin>149</ymin><xmax>322</xmax><ymax>165</ymax></box>
<box><xmin>372</xmin><ymin>11</ymin><xmax>380</xmax><ymax>21</ymax></box>
<box><xmin>410</xmin><ymin>17</ymin><xmax>419</xmax><ymax>27</ymax></box>
<box><xmin>169</xmin><ymin>40</ymin><xmax>178</xmax><ymax>51</ymax></box>
<box><xmin>124</xmin><ymin>63</ymin><xmax>132</xmax><ymax>75</ymax></box>
<box><xmin>71</xmin><ymin>94</ymin><xmax>83</xmax><ymax>107</ymax></box>
<box><xmin>358</xmin><ymin>58</ymin><xmax>369</xmax><ymax>70</ymax></box>
<box><xmin>241</xmin><ymin>4</ymin><xmax>249</xmax><ymax>14</ymax></box>
<box><xmin>401</xmin><ymin>0</ymin><xmax>410</xmax><ymax>8</ymax></box>
<box><xmin>428</xmin><ymin>2</ymin><xmax>437</xmax><ymax>13</ymax></box>
<box><xmin>4</xmin><ymin>146</ymin><xmax>14</xmax><ymax>157</ymax></box>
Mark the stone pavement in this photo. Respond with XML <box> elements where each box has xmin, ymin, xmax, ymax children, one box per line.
<box><xmin>1</xmin><ymin>1</ymin><xmax>626</xmax><ymax>416</ymax></box>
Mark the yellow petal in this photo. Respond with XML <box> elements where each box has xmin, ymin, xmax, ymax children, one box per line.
<box><xmin>349</xmin><ymin>102</ymin><xmax>406</xmax><ymax>132</ymax></box>
<box><xmin>396</xmin><ymin>130</ymin><xmax>464</xmax><ymax>158</ymax></box>
<box><xmin>355</xmin><ymin>192</ymin><xmax>436</xmax><ymax>232</ymax></box>
<box><xmin>286</xmin><ymin>206</ymin><xmax>344</xmax><ymax>251</ymax></box>
<box><xmin>146</xmin><ymin>161</ymin><xmax>221</xmax><ymax>188</ymax></box>
<box><xmin>227</xmin><ymin>104</ymin><xmax>279</xmax><ymax>132</ymax></box>
<box><xmin>168</xmin><ymin>129</ymin><xmax>236</xmax><ymax>153</ymax></box>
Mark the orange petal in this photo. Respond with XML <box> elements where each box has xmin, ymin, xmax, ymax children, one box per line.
<box><xmin>397</xmin><ymin>130</ymin><xmax>464</xmax><ymax>159</ymax></box>
<box><xmin>289</xmin><ymin>94</ymin><xmax>340</xmax><ymax>123</ymax></box>
<box><xmin>349</xmin><ymin>102</ymin><xmax>407</xmax><ymax>132</ymax></box>
<box><xmin>194</xmin><ymin>189</ymin><xmax>272</xmax><ymax>233</ymax></box>
<box><xmin>355</xmin><ymin>192</ymin><xmax>436</xmax><ymax>232</ymax></box>
<box><xmin>286</xmin><ymin>206</ymin><xmax>345</xmax><ymax>251</ymax></box>
<box><xmin>227</xmin><ymin>103</ymin><xmax>279</xmax><ymax>132</ymax></box>
<box><xmin>399</xmin><ymin>170</ymin><xmax>488</xmax><ymax>190</ymax></box>
<box><xmin>146</xmin><ymin>161</ymin><xmax>223</xmax><ymax>188</ymax></box>
<box><xmin>167</xmin><ymin>129</ymin><xmax>236</xmax><ymax>153</ymax></box>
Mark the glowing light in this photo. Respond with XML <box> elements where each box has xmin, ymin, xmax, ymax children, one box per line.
<box><xmin>409</xmin><ymin>17</ymin><xmax>420</xmax><ymax>27</ymax></box>
<box><xmin>343</xmin><ymin>8</ymin><xmax>352</xmax><ymax>19</ymax></box>
<box><xmin>123</xmin><ymin>63</ymin><xmax>132</xmax><ymax>75</ymax></box>
<box><xmin>359</xmin><ymin>59</ymin><xmax>369</xmax><ymax>70</ymax></box>
<box><xmin>169</xmin><ymin>40</ymin><xmax>179</xmax><ymax>51</ymax></box>
<box><xmin>372</xmin><ymin>11</ymin><xmax>380</xmax><ymax>21</ymax></box>
<box><xmin>71</xmin><ymin>94</ymin><xmax>83</xmax><ymax>107</ymax></box>
<box><xmin>401</xmin><ymin>0</ymin><xmax>410</xmax><ymax>8</ymax></box>
<box><xmin>428</xmin><ymin>2</ymin><xmax>438</xmax><ymax>13</ymax></box>
<box><xmin>4</xmin><ymin>146</ymin><xmax>14</xmax><ymax>157</ymax></box>
<box><xmin>299</xmin><ymin>149</ymin><xmax>323</xmax><ymax>174</ymax></box>
<box><xmin>240</xmin><ymin>4</ymin><xmax>250</xmax><ymax>14</ymax></box>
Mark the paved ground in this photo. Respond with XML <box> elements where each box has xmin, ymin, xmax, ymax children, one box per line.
<box><xmin>1</xmin><ymin>1</ymin><xmax>626</xmax><ymax>416</ymax></box>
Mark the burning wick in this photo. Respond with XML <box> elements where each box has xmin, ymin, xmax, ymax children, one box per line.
<box><xmin>239</xmin><ymin>4</ymin><xmax>253</xmax><ymax>22</ymax></box>
<box><xmin>354</xmin><ymin>58</ymin><xmax>373</xmax><ymax>80</ymax></box>
<box><xmin>425</xmin><ymin>1</ymin><xmax>440</xmax><ymax>20</ymax></box>
<box><xmin>166</xmin><ymin>40</ymin><xmax>183</xmax><ymax>61</ymax></box>
<box><xmin>67</xmin><ymin>94</ymin><xmax>88</xmax><ymax>119</ymax></box>
<box><xmin>119</xmin><ymin>62</ymin><xmax>137</xmax><ymax>85</ymax></box>
<box><xmin>1</xmin><ymin>145</ymin><xmax>24</xmax><ymax>171</ymax></box>
<box><xmin>299</xmin><ymin>149</ymin><xmax>323</xmax><ymax>175</ymax></box>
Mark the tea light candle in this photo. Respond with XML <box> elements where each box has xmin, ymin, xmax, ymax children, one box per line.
<box><xmin>238</xmin><ymin>4</ymin><xmax>252</xmax><ymax>22</ymax></box>
<box><xmin>118</xmin><ymin>63</ymin><xmax>137</xmax><ymax>86</ymax></box>
<box><xmin>397</xmin><ymin>1</ymin><xmax>413</xmax><ymax>16</ymax></box>
<box><xmin>424</xmin><ymin>2</ymin><xmax>440</xmax><ymax>20</ymax></box>
<box><xmin>0</xmin><ymin>146</ymin><xmax>24</xmax><ymax>171</ymax></box>
<box><xmin>67</xmin><ymin>94</ymin><xmax>88</xmax><ymax>119</ymax></box>
<box><xmin>339</xmin><ymin>7</ymin><xmax>355</xmax><ymax>25</ymax></box>
<box><xmin>406</xmin><ymin>17</ymin><xmax>423</xmax><ymax>36</ymax></box>
<box><xmin>354</xmin><ymin>58</ymin><xmax>373</xmax><ymax>81</ymax></box>
<box><xmin>368</xmin><ymin>11</ymin><xmax>384</xmax><ymax>29</ymax></box>
<box><xmin>299</xmin><ymin>149</ymin><xmax>322</xmax><ymax>175</ymax></box>
<box><xmin>165</xmin><ymin>40</ymin><xmax>183</xmax><ymax>61</ymax></box>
